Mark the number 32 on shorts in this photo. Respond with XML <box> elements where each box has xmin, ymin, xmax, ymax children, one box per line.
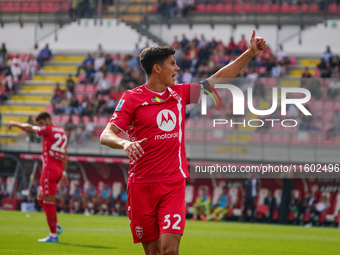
<box><xmin>163</xmin><ymin>214</ymin><xmax>181</xmax><ymax>230</ymax></box>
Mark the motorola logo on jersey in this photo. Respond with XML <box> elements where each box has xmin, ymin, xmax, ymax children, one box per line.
<box><xmin>157</xmin><ymin>110</ymin><xmax>177</xmax><ymax>132</ymax></box>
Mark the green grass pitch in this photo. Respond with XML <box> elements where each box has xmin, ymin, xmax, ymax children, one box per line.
<box><xmin>1</xmin><ymin>210</ymin><xmax>340</xmax><ymax>255</ymax></box>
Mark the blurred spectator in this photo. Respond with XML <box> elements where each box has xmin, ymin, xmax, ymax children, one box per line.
<box><xmin>96</xmin><ymin>44</ymin><xmax>104</xmax><ymax>57</ymax></box>
<box><xmin>271</xmin><ymin>62</ymin><xmax>284</xmax><ymax>77</ymax></box>
<box><xmin>132</xmin><ymin>43</ymin><xmax>141</xmax><ymax>59</ymax></box>
<box><xmin>310</xmin><ymin>195</ymin><xmax>330</xmax><ymax>225</ymax></box>
<box><xmin>301</xmin><ymin>67</ymin><xmax>312</xmax><ymax>78</ymax></box>
<box><xmin>287</xmin><ymin>104</ymin><xmax>299</xmax><ymax>118</ymax></box>
<box><xmin>0</xmin><ymin>83</ymin><xmax>8</xmax><ymax>104</ymax></box>
<box><xmin>298</xmin><ymin>105</ymin><xmax>319</xmax><ymax>131</ymax></box>
<box><xmin>288</xmin><ymin>191</ymin><xmax>299</xmax><ymax>223</ymax></box>
<box><xmin>66</xmin><ymin>74</ymin><xmax>75</xmax><ymax>93</ymax></box>
<box><xmin>253</xmin><ymin>79</ymin><xmax>266</xmax><ymax>99</ymax></box>
<box><xmin>301</xmin><ymin>78</ymin><xmax>321</xmax><ymax>100</ymax></box>
<box><xmin>84</xmin><ymin>62</ymin><xmax>96</xmax><ymax>84</ymax></box>
<box><xmin>66</xmin><ymin>94</ymin><xmax>80</xmax><ymax>115</ymax></box>
<box><xmin>117</xmin><ymin>184</ymin><xmax>127</xmax><ymax>216</ymax></box>
<box><xmin>297</xmin><ymin>191</ymin><xmax>315</xmax><ymax>224</ymax></box>
<box><xmin>104</xmin><ymin>54</ymin><xmax>113</xmax><ymax>73</ymax></box>
<box><xmin>241</xmin><ymin>178</ymin><xmax>260</xmax><ymax>222</ymax></box>
<box><xmin>0</xmin><ymin>43</ymin><xmax>7</xmax><ymax>58</ymax></box>
<box><xmin>0</xmin><ymin>68</ymin><xmax>14</xmax><ymax>93</ymax></box>
<box><xmin>225</xmin><ymin>36</ymin><xmax>237</xmax><ymax>55</ymax></box>
<box><xmin>330</xmin><ymin>55</ymin><xmax>340</xmax><ymax>70</ymax></box>
<box><xmin>325</xmin><ymin>110</ymin><xmax>340</xmax><ymax>139</ymax></box>
<box><xmin>180</xmin><ymin>34</ymin><xmax>189</xmax><ymax>49</ymax></box>
<box><xmin>64</xmin><ymin>115</ymin><xmax>76</xmax><ymax>145</ymax></box>
<box><xmin>207</xmin><ymin>186</ymin><xmax>231</xmax><ymax>221</ymax></box>
<box><xmin>242</xmin><ymin>66</ymin><xmax>258</xmax><ymax>92</ymax></box>
<box><xmin>79</xmin><ymin>95</ymin><xmax>93</xmax><ymax>118</ymax></box>
<box><xmin>11</xmin><ymin>59</ymin><xmax>22</xmax><ymax>85</ymax></box>
<box><xmin>322</xmin><ymin>45</ymin><xmax>333</xmax><ymax>63</ymax></box>
<box><xmin>181</xmin><ymin>69</ymin><xmax>193</xmax><ymax>83</ymax></box>
<box><xmin>98</xmin><ymin>182</ymin><xmax>112</xmax><ymax>215</ymax></box>
<box><xmin>94</xmin><ymin>52</ymin><xmax>106</xmax><ymax>71</ymax></box>
<box><xmin>75</xmin><ymin>118</ymin><xmax>86</xmax><ymax>145</ymax></box>
<box><xmin>27</xmin><ymin>179</ymin><xmax>40</xmax><ymax>210</ymax></box>
<box><xmin>69</xmin><ymin>182</ymin><xmax>83</xmax><ymax>213</ymax></box>
<box><xmin>26</xmin><ymin>55</ymin><xmax>38</xmax><ymax>79</ymax></box>
<box><xmin>327</xmin><ymin>77</ymin><xmax>340</xmax><ymax>99</ymax></box>
<box><xmin>93</xmin><ymin>94</ymin><xmax>108</xmax><ymax>115</ymax></box>
<box><xmin>276</xmin><ymin>44</ymin><xmax>288</xmax><ymax>62</ymax></box>
<box><xmin>82</xmin><ymin>181</ymin><xmax>98</xmax><ymax>215</ymax></box>
<box><xmin>57</xmin><ymin>183</ymin><xmax>70</xmax><ymax>213</ymax></box>
<box><xmin>76</xmin><ymin>53</ymin><xmax>94</xmax><ymax>76</ymax></box>
<box><xmin>0</xmin><ymin>177</ymin><xmax>8</xmax><ymax>207</ymax></box>
<box><xmin>32</xmin><ymin>43</ymin><xmax>40</xmax><ymax>59</ymax></box>
<box><xmin>264</xmin><ymin>190</ymin><xmax>277</xmax><ymax>222</ymax></box>
<box><xmin>96</xmin><ymin>71</ymin><xmax>111</xmax><ymax>96</ymax></box>
<box><xmin>191</xmin><ymin>186</ymin><xmax>211</xmax><ymax>221</ymax></box>
<box><xmin>237</xmin><ymin>34</ymin><xmax>248</xmax><ymax>54</ymax></box>
<box><xmin>317</xmin><ymin>59</ymin><xmax>332</xmax><ymax>78</ymax></box>
<box><xmin>80</xmin><ymin>116</ymin><xmax>95</xmax><ymax>145</ymax></box>
<box><xmin>51</xmin><ymin>82</ymin><xmax>64</xmax><ymax>103</ymax></box>
<box><xmin>37</xmin><ymin>44</ymin><xmax>53</xmax><ymax>68</ymax></box>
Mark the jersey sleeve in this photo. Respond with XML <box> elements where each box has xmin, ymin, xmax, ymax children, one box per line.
<box><xmin>108</xmin><ymin>91</ymin><xmax>134</xmax><ymax>133</ymax></box>
<box><xmin>36</xmin><ymin>125</ymin><xmax>50</xmax><ymax>136</ymax></box>
<box><xmin>177</xmin><ymin>83</ymin><xmax>202</xmax><ymax>105</ymax></box>
<box><xmin>189</xmin><ymin>83</ymin><xmax>202</xmax><ymax>104</ymax></box>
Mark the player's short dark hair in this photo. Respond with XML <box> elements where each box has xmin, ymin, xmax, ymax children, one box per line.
<box><xmin>139</xmin><ymin>46</ymin><xmax>176</xmax><ymax>76</ymax></box>
<box><xmin>36</xmin><ymin>112</ymin><xmax>51</xmax><ymax>122</ymax></box>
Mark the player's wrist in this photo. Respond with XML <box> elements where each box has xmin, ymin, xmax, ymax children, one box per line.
<box><xmin>62</xmin><ymin>171</ymin><xmax>67</xmax><ymax>176</ymax></box>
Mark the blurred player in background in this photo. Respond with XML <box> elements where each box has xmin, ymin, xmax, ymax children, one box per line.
<box><xmin>191</xmin><ymin>186</ymin><xmax>211</xmax><ymax>221</ymax></box>
<box><xmin>8</xmin><ymin>112</ymin><xmax>68</xmax><ymax>243</ymax></box>
<box><xmin>100</xmin><ymin>30</ymin><xmax>266</xmax><ymax>254</ymax></box>
<box><xmin>207</xmin><ymin>186</ymin><xmax>231</xmax><ymax>221</ymax></box>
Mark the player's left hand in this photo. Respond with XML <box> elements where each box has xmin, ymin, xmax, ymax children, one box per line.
<box><xmin>248</xmin><ymin>30</ymin><xmax>267</xmax><ymax>58</ymax></box>
<box><xmin>61</xmin><ymin>172</ymin><xmax>69</xmax><ymax>186</ymax></box>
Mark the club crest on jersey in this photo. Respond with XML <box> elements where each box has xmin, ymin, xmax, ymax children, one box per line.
<box><xmin>116</xmin><ymin>99</ymin><xmax>125</xmax><ymax>111</ymax></box>
<box><xmin>135</xmin><ymin>226</ymin><xmax>143</xmax><ymax>239</ymax></box>
<box><xmin>157</xmin><ymin>110</ymin><xmax>176</xmax><ymax>132</ymax></box>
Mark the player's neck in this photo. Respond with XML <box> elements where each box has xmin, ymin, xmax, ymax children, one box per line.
<box><xmin>145</xmin><ymin>79</ymin><xmax>167</xmax><ymax>93</ymax></box>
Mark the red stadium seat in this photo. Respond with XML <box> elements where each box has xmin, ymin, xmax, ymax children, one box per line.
<box><xmin>223</xmin><ymin>4</ymin><xmax>233</xmax><ymax>12</ymax></box>
<box><xmin>280</xmin><ymin>3</ymin><xmax>290</xmax><ymax>12</ymax></box>
<box><xmin>290</xmin><ymin>5</ymin><xmax>300</xmax><ymax>12</ymax></box>
<box><xmin>253</xmin><ymin>4</ymin><xmax>262</xmax><ymax>12</ymax></box>
<box><xmin>2</xmin><ymin>2</ymin><xmax>20</xmax><ymax>12</ymax></box>
<box><xmin>323</xmin><ymin>101</ymin><xmax>334</xmax><ymax>111</ymax></box>
<box><xmin>328</xmin><ymin>3</ymin><xmax>338</xmax><ymax>13</ymax></box>
<box><xmin>301</xmin><ymin>3</ymin><xmax>309</xmax><ymax>11</ymax></box>
<box><xmin>215</xmin><ymin>4</ymin><xmax>225</xmax><ymax>12</ymax></box>
<box><xmin>242</xmin><ymin>3</ymin><xmax>252</xmax><ymax>12</ymax></box>
<box><xmin>261</xmin><ymin>4</ymin><xmax>271</xmax><ymax>12</ymax></box>
<box><xmin>308</xmin><ymin>4</ymin><xmax>319</xmax><ymax>12</ymax></box>
<box><xmin>195</xmin><ymin>4</ymin><xmax>206</xmax><ymax>12</ymax></box>
<box><xmin>271</xmin><ymin>3</ymin><xmax>279</xmax><ymax>12</ymax></box>
<box><xmin>234</xmin><ymin>4</ymin><xmax>243</xmax><ymax>12</ymax></box>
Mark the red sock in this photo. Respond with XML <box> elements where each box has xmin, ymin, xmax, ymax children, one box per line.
<box><xmin>37</xmin><ymin>197</ymin><xmax>45</xmax><ymax>212</ymax></box>
<box><xmin>43</xmin><ymin>200</ymin><xmax>57</xmax><ymax>234</ymax></box>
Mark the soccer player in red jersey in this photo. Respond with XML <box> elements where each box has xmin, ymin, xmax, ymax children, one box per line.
<box><xmin>100</xmin><ymin>30</ymin><xmax>266</xmax><ymax>254</ymax></box>
<box><xmin>8</xmin><ymin>112</ymin><xmax>68</xmax><ymax>243</ymax></box>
